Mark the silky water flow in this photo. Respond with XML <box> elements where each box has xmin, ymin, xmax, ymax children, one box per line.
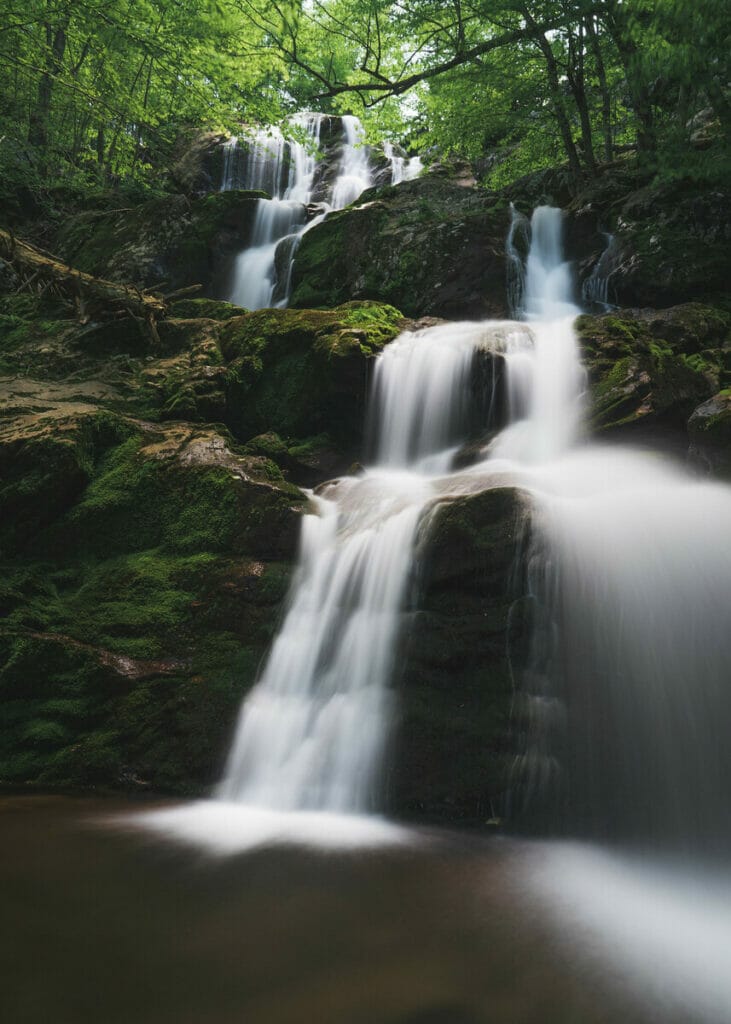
<box><xmin>136</xmin><ymin>207</ymin><xmax>731</xmax><ymax>1023</ymax></box>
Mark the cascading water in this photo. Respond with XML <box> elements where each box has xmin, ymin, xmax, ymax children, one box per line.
<box><xmin>223</xmin><ymin>115</ymin><xmax>421</xmax><ymax>311</ymax></box>
<box><xmin>217</xmin><ymin>478</ymin><xmax>427</xmax><ymax>812</ymax></box>
<box><xmin>582</xmin><ymin>231</ymin><xmax>619</xmax><ymax>310</ymax></box>
<box><xmin>134</xmin><ymin>194</ymin><xmax>731</xmax><ymax>1019</ymax></box>
<box><xmin>383</xmin><ymin>141</ymin><xmax>423</xmax><ymax>186</ymax></box>
<box><xmin>216</xmin><ymin>320</ymin><xmax>533</xmax><ymax>814</ymax></box>
<box><xmin>226</xmin><ymin>115</ymin><xmax>321</xmax><ymax>310</ymax></box>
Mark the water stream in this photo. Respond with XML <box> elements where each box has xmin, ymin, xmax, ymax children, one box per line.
<box><xmin>222</xmin><ymin>114</ymin><xmax>421</xmax><ymax>310</ymax></box>
<box><xmin>133</xmin><ymin>203</ymin><xmax>731</xmax><ymax>1021</ymax></box>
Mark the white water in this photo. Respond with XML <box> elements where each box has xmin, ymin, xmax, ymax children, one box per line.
<box><xmin>210</xmin><ymin>205</ymin><xmax>581</xmax><ymax>836</ymax></box>
<box><xmin>582</xmin><ymin>231</ymin><xmax>619</xmax><ymax>310</ymax></box>
<box><xmin>218</xmin><ymin>478</ymin><xmax>428</xmax><ymax>812</ymax></box>
<box><xmin>383</xmin><ymin>140</ymin><xmax>423</xmax><ymax>185</ymax></box>
<box><xmin>139</xmin><ymin>199</ymin><xmax>731</xmax><ymax>1021</ymax></box>
<box><xmin>226</xmin><ymin>114</ymin><xmax>321</xmax><ymax>310</ymax></box>
<box><xmin>224</xmin><ymin>115</ymin><xmax>421</xmax><ymax>311</ymax></box>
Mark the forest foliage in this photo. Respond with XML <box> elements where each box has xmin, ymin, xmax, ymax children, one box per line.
<box><xmin>0</xmin><ymin>0</ymin><xmax>728</xmax><ymax>204</ymax></box>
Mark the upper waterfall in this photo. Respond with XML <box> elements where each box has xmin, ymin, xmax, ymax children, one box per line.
<box><xmin>223</xmin><ymin>114</ymin><xmax>422</xmax><ymax>311</ymax></box>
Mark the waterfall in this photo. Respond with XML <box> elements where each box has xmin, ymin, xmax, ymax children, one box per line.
<box><xmin>582</xmin><ymin>232</ymin><xmax>619</xmax><ymax>310</ymax></box>
<box><xmin>223</xmin><ymin>116</ymin><xmax>424</xmax><ymax>311</ymax></box>
<box><xmin>383</xmin><ymin>141</ymin><xmax>423</xmax><ymax>185</ymax></box>
<box><xmin>217</xmin><ymin>205</ymin><xmax>580</xmax><ymax>818</ymax></box>
<box><xmin>224</xmin><ymin>114</ymin><xmax>383</xmax><ymax>311</ymax></box>
<box><xmin>217</xmin><ymin>318</ymin><xmax>529</xmax><ymax>813</ymax></box>
<box><xmin>500</xmin><ymin>217</ymin><xmax>731</xmax><ymax>854</ymax></box>
<box><xmin>148</xmin><ymin>195</ymin><xmax>731</xmax><ymax>870</ymax></box>
<box><xmin>493</xmin><ymin>206</ymin><xmax>585</xmax><ymax>462</ymax></box>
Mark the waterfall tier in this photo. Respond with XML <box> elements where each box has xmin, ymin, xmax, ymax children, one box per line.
<box><xmin>223</xmin><ymin>114</ymin><xmax>422</xmax><ymax>311</ymax></box>
<box><xmin>219</xmin><ymin>202</ymin><xmax>731</xmax><ymax>858</ymax></box>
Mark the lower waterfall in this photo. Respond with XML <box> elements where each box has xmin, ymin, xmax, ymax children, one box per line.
<box><xmin>144</xmin><ymin>204</ymin><xmax>731</xmax><ymax>865</ymax></box>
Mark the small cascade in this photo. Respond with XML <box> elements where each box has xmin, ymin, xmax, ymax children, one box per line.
<box><xmin>218</xmin><ymin>479</ymin><xmax>428</xmax><ymax>811</ymax></box>
<box><xmin>224</xmin><ymin>114</ymin><xmax>376</xmax><ymax>310</ymax></box>
<box><xmin>582</xmin><ymin>232</ymin><xmax>619</xmax><ymax>310</ymax></box>
<box><xmin>368</xmin><ymin>320</ymin><xmax>532</xmax><ymax>473</ymax></box>
<box><xmin>506</xmin><ymin>203</ymin><xmax>530</xmax><ymax>318</ymax></box>
<box><xmin>383</xmin><ymin>141</ymin><xmax>423</xmax><ymax>185</ymax></box>
<box><xmin>226</xmin><ymin>115</ymin><xmax>322</xmax><ymax>310</ymax></box>
<box><xmin>331</xmin><ymin>115</ymin><xmax>373</xmax><ymax>210</ymax></box>
<box><xmin>494</xmin><ymin>206</ymin><xmax>585</xmax><ymax>462</ymax></box>
<box><xmin>222</xmin><ymin>115</ymin><xmax>425</xmax><ymax>310</ymax></box>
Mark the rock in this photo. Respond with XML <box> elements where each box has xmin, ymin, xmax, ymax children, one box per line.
<box><xmin>0</xmin><ymin>404</ymin><xmax>306</xmax><ymax>792</ymax></box>
<box><xmin>55</xmin><ymin>190</ymin><xmax>266</xmax><ymax>294</ymax></box>
<box><xmin>169</xmin><ymin>297</ymin><xmax>244</xmax><ymax>320</ymax></box>
<box><xmin>169</xmin><ymin>129</ymin><xmax>229</xmax><ymax>194</ymax></box>
<box><xmin>220</xmin><ymin>301</ymin><xmax>404</xmax><ymax>450</ymax></box>
<box><xmin>606</xmin><ymin>180</ymin><xmax>731</xmax><ymax>308</ymax></box>
<box><xmin>290</xmin><ymin>176</ymin><xmax>511</xmax><ymax>319</ymax></box>
<box><xmin>688</xmin><ymin>391</ymin><xmax>731</xmax><ymax>476</ymax></box>
<box><xmin>244</xmin><ymin>431</ymin><xmax>352</xmax><ymax>488</ymax></box>
<box><xmin>388</xmin><ymin>487</ymin><xmax>531</xmax><ymax>825</ymax></box>
<box><xmin>576</xmin><ymin>303</ymin><xmax>729</xmax><ymax>439</ymax></box>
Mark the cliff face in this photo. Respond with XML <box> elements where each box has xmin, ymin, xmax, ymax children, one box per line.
<box><xmin>1</xmin><ymin>160</ymin><xmax>729</xmax><ymax>822</ymax></box>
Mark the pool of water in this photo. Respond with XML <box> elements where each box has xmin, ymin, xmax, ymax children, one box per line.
<box><xmin>2</xmin><ymin>796</ymin><xmax>726</xmax><ymax>1024</ymax></box>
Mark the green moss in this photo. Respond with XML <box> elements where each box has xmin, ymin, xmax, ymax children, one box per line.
<box><xmin>169</xmin><ymin>297</ymin><xmax>245</xmax><ymax>320</ymax></box>
<box><xmin>220</xmin><ymin>301</ymin><xmax>403</xmax><ymax>447</ymax></box>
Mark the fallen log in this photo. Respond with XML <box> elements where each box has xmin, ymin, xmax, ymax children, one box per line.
<box><xmin>0</xmin><ymin>229</ymin><xmax>168</xmax><ymax>339</ymax></box>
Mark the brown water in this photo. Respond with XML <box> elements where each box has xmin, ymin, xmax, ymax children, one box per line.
<box><xmin>0</xmin><ymin>796</ymin><xmax>664</xmax><ymax>1024</ymax></box>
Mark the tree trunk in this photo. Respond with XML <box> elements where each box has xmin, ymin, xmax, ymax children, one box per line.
<box><xmin>605</xmin><ymin>8</ymin><xmax>657</xmax><ymax>161</ymax></box>
<box><xmin>532</xmin><ymin>27</ymin><xmax>584</xmax><ymax>180</ymax></box>
<box><xmin>28</xmin><ymin>16</ymin><xmax>69</xmax><ymax>155</ymax></box>
<box><xmin>586</xmin><ymin>16</ymin><xmax>613</xmax><ymax>162</ymax></box>
<box><xmin>567</xmin><ymin>26</ymin><xmax>597</xmax><ymax>174</ymax></box>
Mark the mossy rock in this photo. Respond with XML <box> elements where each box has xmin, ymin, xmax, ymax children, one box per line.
<box><xmin>290</xmin><ymin>175</ymin><xmax>510</xmax><ymax>319</ymax></box>
<box><xmin>576</xmin><ymin>303</ymin><xmax>729</xmax><ymax>436</ymax></box>
<box><xmin>688</xmin><ymin>390</ymin><xmax>731</xmax><ymax>477</ymax></box>
<box><xmin>220</xmin><ymin>301</ymin><xmax>404</xmax><ymax>448</ymax></box>
<box><xmin>55</xmin><ymin>189</ymin><xmax>267</xmax><ymax>294</ymax></box>
<box><xmin>389</xmin><ymin>487</ymin><xmax>531</xmax><ymax>826</ymax></box>
<box><xmin>0</xmin><ymin>405</ymin><xmax>306</xmax><ymax>793</ymax></box>
<box><xmin>169</xmin><ymin>297</ymin><xmax>245</xmax><ymax>320</ymax></box>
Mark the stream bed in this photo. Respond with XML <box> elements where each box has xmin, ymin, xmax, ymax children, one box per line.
<box><xmin>3</xmin><ymin>796</ymin><xmax>729</xmax><ymax>1024</ymax></box>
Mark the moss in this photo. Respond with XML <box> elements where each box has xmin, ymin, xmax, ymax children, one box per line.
<box><xmin>0</xmin><ymin>413</ymin><xmax>304</xmax><ymax>792</ymax></box>
<box><xmin>390</xmin><ymin>487</ymin><xmax>530</xmax><ymax>824</ymax></box>
<box><xmin>579</xmin><ymin>305</ymin><xmax>727</xmax><ymax>434</ymax></box>
<box><xmin>220</xmin><ymin>301</ymin><xmax>403</xmax><ymax>447</ymax></box>
<box><xmin>169</xmin><ymin>297</ymin><xmax>245</xmax><ymax>320</ymax></box>
<box><xmin>290</xmin><ymin>176</ymin><xmax>510</xmax><ymax>319</ymax></box>
<box><xmin>55</xmin><ymin>190</ymin><xmax>267</xmax><ymax>292</ymax></box>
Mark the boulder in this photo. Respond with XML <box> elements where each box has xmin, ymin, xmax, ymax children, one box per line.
<box><xmin>0</xmin><ymin>405</ymin><xmax>306</xmax><ymax>792</ymax></box>
<box><xmin>219</xmin><ymin>301</ymin><xmax>404</xmax><ymax>450</ymax></box>
<box><xmin>688</xmin><ymin>390</ymin><xmax>731</xmax><ymax>476</ymax></box>
<box><xmin>389</xmin><ymin>487</ymin><xmax>531</xmax><ymax>826</ymax></box>
<box><xmin>576</xmin><ymin>303</ymin><xmax>729</xmax><ymax>439</ymax></box>
<box><xmin>55</xmin><ymin>190</ymin><xmax>266</xmax><ymax>294</ymax></box>
<box><xmin>290</xmin><ymin>176</ymin><xmax>511</xmax><ymax>319</ymax></box>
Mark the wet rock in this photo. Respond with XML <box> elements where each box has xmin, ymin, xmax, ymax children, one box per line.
<box><xmin>0</xmin><ymin>405</ymin><xmax>305</xmax><ymax>792</ymax></box>
<box><xmin>576</xmin><ymin>303</ymin><xmax>729</xmax><ymax>438</ymax></box>
<box><xmin>55</xmin><ymin>190</ymin><xmax>266</xmax><ymax>294</ymax></box>
<box><xmin>169</xmin><ymin>128</ymin><xmax>229</xmax><ymax>194</ymax></box>
<box><xmin>389</xmin><ymin>486</ymin><xmax>531</xmax><ymax>826</ymax></box>
<box><xmin>688</xmin><ymin>390</ymin><xmax>731</xmax><ymax>476</ymax></box>
<box><xmin>220</xmin><ymin>301</ymin><xmax>404</xmax><ymax>450</ymax></box>
<box><xmin>290</xmin><ymin>176</ymin><xmax>510</xmax><ymax>319</ymax></box>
